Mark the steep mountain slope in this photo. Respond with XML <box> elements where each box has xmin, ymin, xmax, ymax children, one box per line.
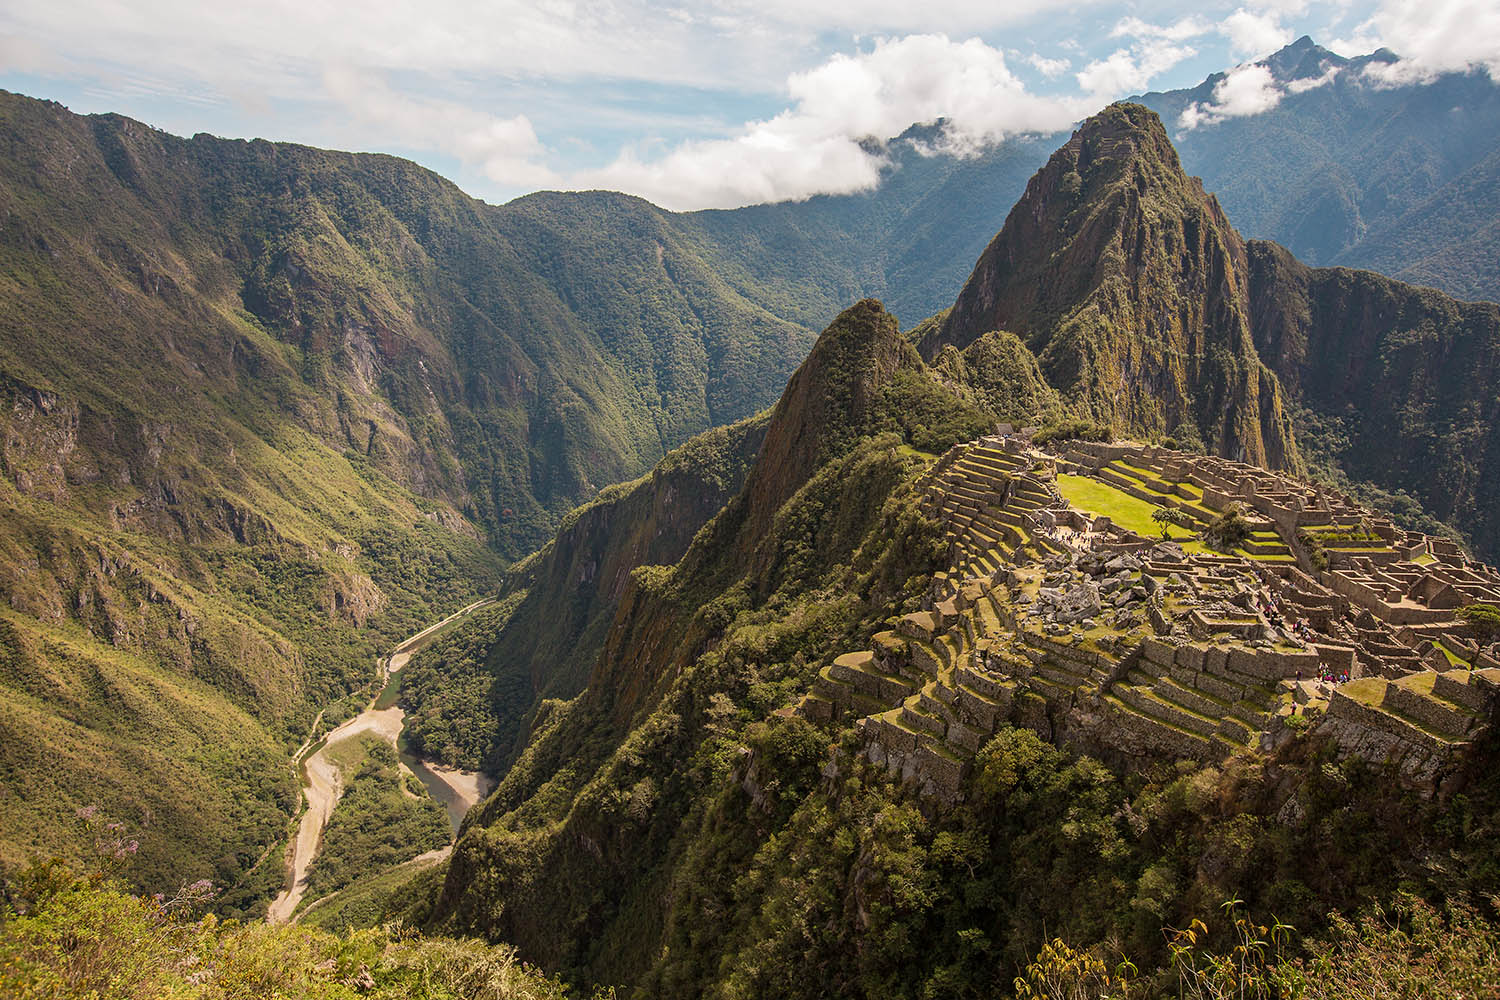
<box><xmin>425</xmin><ymin>300</ymin><xmax>992</xmax><ymax>984</ymax></box>
<box><xmin>398</xmin><ymin>111</ymin><xmax>1500</xmax><ymax>991</ymax></box>
<box><xmin>0</xmin><ymin>91</ymin><xmax>814</xmax><ymax>905</ymax></box>
<box><xmin>913</xmin><ymin>103</ymin><xmax>1500</xmax><ymax>560</ymax></box>
<box><xmin>0</xmin><ymin>92</ymin><xmax>815</xmax><ymax>560</ymax></box>
<box><xmin>1142</xmin><ymin>37</ymin><xmax>1500</xmax><ymax>301</ymax></box>
<box><xmin>1247</xmin><ymin>242</ymin><xmax>1500</xmax><ymax>557</ymax></box>
<box><xmin>398</xmin><ymin>413</ymin><xmax>770</xmax><ymax>772</ymax></box>
<box><xmin>5</xmin><ymin>32</ymin><xmax>1500</xmax><ymax>913</ymax></box>
<box><xmin>922</xmin><ymin>103</ymin><xmax>1298</xmax><ymax>471</ymax></box>
<box><xmin>695</xmin><ymin>37</ymin><xmax>1500</xmax><ymax>328</ymax></box>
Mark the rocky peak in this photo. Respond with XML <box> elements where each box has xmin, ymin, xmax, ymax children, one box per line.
<box><xmin>744</xmin><ymin>299</ymin><xmax>916</xmax><ymax>528</ymax></box>
<box><xmin>1262</xmin><ymin>36</ymin><xmax>1350</xmax><ymax>83</ymax></box>
<box><xmin>922</xmin><ymin>103</ymin><xmax>1297</xmax><ymax>471</ymax></box>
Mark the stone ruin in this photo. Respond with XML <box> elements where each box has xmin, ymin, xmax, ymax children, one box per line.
<box><xmin>798</xmin><ymin>435</ymin><xmax>1500</xmax><ymax>802</ymax></box>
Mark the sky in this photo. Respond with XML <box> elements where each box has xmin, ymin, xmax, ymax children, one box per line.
<box><xmin>2</xmin><ymin>0</ymin><xmax>1497</xmax><ymax>211</ymax></box>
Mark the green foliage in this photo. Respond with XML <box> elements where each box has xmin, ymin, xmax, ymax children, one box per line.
<box><xmin>400</xmin><ymin>601</ymin><xmax>524</xmax><ymax>772</ymax></box>
<box><xmin>1289</xmin><ymin>404</ymin><xmax>1474</xmax><ymax>553</ymax></box>
<box><xmin>1151</xmin><ymin>506</ymin><xmax>1196</xmax><ymax>538</ymax></box>
<box><xmin>1034</xmin><ymin>419</ymin><xmax>1114</xmax><ymax>445</ymax></box>
<box><xmin>1162</xmin><ymin>901</ymin><xmax>1297</xmax><ymax>1000</ymax></box>
<box><xmin>1204</xmin><ymin>505</ymin><xmax>1254</xmax><ymax>552</ymax></box>
<box><xmin>0</xmin><ymin>866</ymin><xmax>577</xmax><ymax>999</ymax></box>
<box><xmin>930</xmin><ymin>331</ymin><xmax>1061</xmax><ymax>426</ymax></box>
<box><xmin>876</xmin><ymin>369</ymin><xmax>996</xmax><ymax>455</ymax></box>
<box><xmin>400</xmin><ymin>415</ymin><xmax>769</xmax><ymax>774</ymax></box>
<box><xmin>302</xmin><ymin>858</ymin><xmax>447</xmax><ymax>936</ymax></box>
<box><xmin>1457</xmin><ymin>604</ymin><xmax>1500</xmax><ymax>642</ymax></box>
<box><xmin>1296</xmin><ymin>529</ymin><xmax>1330</xmax><ymax>573</ymax></box>
<box><xmin>1163</xmin><ymin>421</ymin><xmax>1207</xmax><ymax>455</ymax></box>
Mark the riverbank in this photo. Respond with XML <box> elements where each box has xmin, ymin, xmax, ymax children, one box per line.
<box><xmin>266</xmin><ymin>598</ymin><xmax>496</xmax><ymax>924</ymax></box>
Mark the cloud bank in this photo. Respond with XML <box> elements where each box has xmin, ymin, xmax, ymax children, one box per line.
<box><xmin>579</xmin><ymin>35</ymin><xmax>1096</xmax><ymax>210</ymax></box>
<box><xmin>1342</xmin><ymin>0</ymin><xmax>1500</xmax><ymax>84</ymax></box>
<box><xmin>7</xmin><ymin>0</ymin><xmax>1500</xmax><ymax>210</ymax></box>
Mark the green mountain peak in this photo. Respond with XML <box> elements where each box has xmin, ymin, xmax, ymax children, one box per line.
<box><xmin>924</xmin><ymin>101</ymin><xmax>1297</xmax><ymax>472</ymax></box>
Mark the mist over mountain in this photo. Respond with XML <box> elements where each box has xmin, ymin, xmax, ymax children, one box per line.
<box><xmin>718</xmin><ymin>37</ymin><xmax>1500</xmax><ymax>328</ymax></box>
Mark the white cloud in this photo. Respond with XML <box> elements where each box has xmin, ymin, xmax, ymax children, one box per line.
<box><xmin>1221</xmin><ymin>8</ymin><xmax>1295</xmax><ymax>60</ymax></box>
<box><xmin>578</xmin><ymin>34</ymin><xmax>1093</xmax><ymax>210</ymax></box>
<box><xmin>1179</xmin><ymin>63</ymin><xmax>1285</xmax><ymax>129</ymax></box>
<box><xmin>0</xmin><ymin>0</ymin><xmax>1097</xmax><ymax>97</ymax></box>
<box><xmin>1344</xmin><ymin>0</ymin><xmax>1500</xmax><ymax>85</ymax></box>
<box><xmin>322</xmin><ymin>67</ymin><xmax>557</xmax><ymax>188</ymax></box>
<box><xmin>1111</xmin><ymin>15</ymin><xmax>1212</xmax><ymax>42</ymax></box>
<box><xmin>1076</xmin><ymin>39</ymin><xmax>1197</xmax><ymax>95</ymax></box>
<box><xmin>1286</xmin><ymin>63</ymin><xmax>1341</xmax><ymax>92</ymax></box>
<box><xmin>1027</xmin><ymin>53</ymin><xmax>1071</xmax><ymax>78</ymax></box>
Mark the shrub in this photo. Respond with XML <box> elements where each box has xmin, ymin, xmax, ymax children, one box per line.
<box><xmin>1457</xmin><ymin>604</ymin><xmax>1500</xmax><ymax>642</ymax></box>
<box><xmin>1034</xmin><ymin>419</ymin><xmax>1114</xmax><ymax>446</ymax></box>
<box><xmin>1203</xmin><ymin>505</ymin><xmax>1253</xmax><ymax>552</ymax></box>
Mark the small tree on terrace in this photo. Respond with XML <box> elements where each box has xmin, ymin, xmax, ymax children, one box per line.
<box><xmin>1457</xmin><ymin>604</ymin><xmax>1500</xmax><ymax>643</ymax></box>
<box><xmin>1151</xmin><ymin>506</ymin><xmax>1195</xmax><ymax>540</ymax></box>
<box><xmin>1204</xmin><ymin>504</ymin><xmax>1254</xmax><ymax>552</ymax></box>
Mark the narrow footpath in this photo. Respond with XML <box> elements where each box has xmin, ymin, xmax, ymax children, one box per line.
<box><xmin>266</xmin><ymin>598</ymin><xmax>496</xmax><ymax>924</ymax></box>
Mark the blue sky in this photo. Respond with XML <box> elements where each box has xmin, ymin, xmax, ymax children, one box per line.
<box><xmin>2</xmin><ymin>0</ymin><xmax>1496</xmax><ymax>209</ymax></box>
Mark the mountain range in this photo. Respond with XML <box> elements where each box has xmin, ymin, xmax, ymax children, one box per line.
<box><xmin>387</xmin><ymin>110</ymin><xmax>1500</xmax><ymax>995</ymax></box>
<box><xmin>0</xmin><ymin>33</ymin><xmax>1499</xmax><ymax>944</ymax></box>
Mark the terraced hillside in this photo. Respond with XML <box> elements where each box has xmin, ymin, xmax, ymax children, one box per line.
<box><xmin>808</xmin><ymin>436</ymin><xmax>1500</xmax><ymax>799</ymax></box>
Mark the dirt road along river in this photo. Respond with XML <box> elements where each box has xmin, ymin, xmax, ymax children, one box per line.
<box><xmin>266</xmin><ymin>599</ymin><xmax>495</xmax><ymax>924</ymax></box>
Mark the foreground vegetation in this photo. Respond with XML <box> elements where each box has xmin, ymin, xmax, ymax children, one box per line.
<box><xmin>1017</xmin><ymin>892</ymin><xmax>1500</xmax><ymax>999</ymax></box>
<box><xmin>0</xmin><ymin>863</ymin><xmax>586</xmax><ymax>999</ymax></box>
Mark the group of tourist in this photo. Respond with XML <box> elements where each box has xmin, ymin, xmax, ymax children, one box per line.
<box><xmin>1296</xmin><ymin>667</ymin><xmax>1349</xmax><ymax>686</ymax></box>
<box><xmin>1055</xmin><ymin>527</ymin><xmax>1098</xmax><ymax>552</ymax></box>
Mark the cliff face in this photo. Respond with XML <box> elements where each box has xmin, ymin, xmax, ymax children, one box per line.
<box><xmin>924</xmin><ymin>103</ymin><xmax>1299</xmax><ymax>471</ymax></box>
<box><xmin>741</xmin><ymin>299</ymin><xmax>917</xmax><ymax>537</ymax></box>
<box><xmin>1248</xmin><ymin>242</ymin><xmax>1500</xmax><ymax>557</ymax></box>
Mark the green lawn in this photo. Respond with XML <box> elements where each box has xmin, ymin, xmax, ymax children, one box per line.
<box><xmin>1434</xmin><ymin>641</ymin><xmax>1470</xmax><ymax>668</ymax></box>
<box><xmin>1104</xmin><ymin>463</ymin><xmax>1218</xmax><ymax>516</ymax></box>
<box><xmin>1057</xmin><ymin>475</ymin><xmax>1207</xmax><ymax>552</ymax></box>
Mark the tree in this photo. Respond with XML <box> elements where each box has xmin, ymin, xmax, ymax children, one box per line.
<box><xmin>1151</xmin><ymin>506</ymin><xmax>1195</xmax><ymax>540</ymax></box>
<box><xmin>1203</xmin><ymin>505</ymin><xmax>1253</xmax><ymax>552</ymax></box>
<box><xmin>1457</xmin><ymin>604</ymin><xmax>1500</xmax><ymax>642</ymax></box>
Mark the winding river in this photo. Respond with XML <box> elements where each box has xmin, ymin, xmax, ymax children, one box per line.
<box><xmin>266</xmin><ymin>599</ymin><xmax>496</xmax><ymax>924</ymax></box>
